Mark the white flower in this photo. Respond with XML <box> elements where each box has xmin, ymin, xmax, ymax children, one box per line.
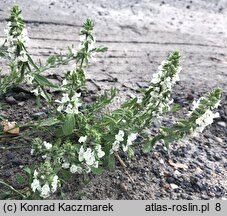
<box><xmin>115</xmin><ymin>130</ymin><xmax>124</xmax><ymax>142</ymax></box>
<box><xmin>33</xmin><ymin>170</ymin><xmax>39</xmax><ymax>178</ymax></box>
<box><xmin>31</xmin><ymin>179</ymin><xmax>41</xmax><ymax>192</ymax></box>
<box><xmin>127</xmin><ymin>133</ymin><xmax>137</xmax><ymax>145</ymax></box>
<box><xmin>78</xmin><ymin>136</ymin><xmax>87</xmax><ymax>143</ymax></box>
<box><xmin>24</xmin><ymin>74</ymin><xmax>34</xmax><ymax>85</ymax></box>
<box><xmin>30</xmin><ymin>149</ymin><xmax>35</xmax><ymax>155</ymax></box>
<box><xmin>192</xmin><ymin>97</ymin><xmax>204</xmax><ymax>111</ymax></box>
<box><xmin>51</xmin><ymin>175</ymin><xmax>59</xmax><ymax>193</ymax></box>
<box><xmin>110</xmin><ymin>141</ymin><xmax>120</xmax><ymax>153</ymax></box>
<box><xmin>84</xmin><ymin>148</ymin><xmax>96</xmax><ymax>166</ymax></box>
<box><xmin>57</xmin><ymin>104</ymin><xmax>64</xmax><ymax>112</ymax></box>
<box><xmin>62</xmin><ymin>79</ymin><xmax>68</xmax><ymax>85</ymax></box>
<box><xmin>55</xmin><ymin>93</ymin><xmax>70</xmax><ymax>104</ymax></box>
<box><xmin>65</xmin><ymin>103</ymin><xmax>73</xmax><ymax>114</ymax></box>
<box><xmin>70</xmin><ymin>164</ymin><xmax>83</xmax><ymax>174</ymax></box>
<box><xmin>85</xmin><ymin>165</ymin><xmax>91</xmax><ymax>173</ymax></box>
<box><xmin>65</xmin><ymin>103</ymin><xmax>80</xmax><ymax>114</ymax></box>
<box><xmin>78</xmin><ymin>146</ymin><xmax>85</xmax><ymax>162</ymax></box>
<box><xmin>95</xmin><ymin>145</ymin><xmax>105</xmax><ymax>158</ymax></box>
<box><xmin>122</xmin><ymin>144</ymin><xmax>128</xmax><ymax>152</ymax></box>
<box><xmin>93</xmin><ymin>161</ymin><xmax>99</xmax><ymax>168</ymax></box>
<box><xmin>40</xmin><ymin>184</ymin><xmax>50</xmax><ymax>198</ymax></box>
<box><xmin>71</xmin><ymin>92</ymin><xmax>81</xmax><ymax>101</ymax></box>
<box><xmin>43</xmin><ymin>141</ymin><xmax>52</xmax><ymax>150</ymax></box>
<box><xmin>31</xmin><ymin>88</ymin><xmax>39</xmax><ymax>96</ymax></box>
<box><xmin>17</xmin><ymin>50</ymin><xmax>28</xmax><ymax>62</ymax></box>
<box><xmin>42</xmin><ymin>155</ymin><xmax>47</xmax><ymax>159</ymax></box>
<box><xmin>137</xmin><ymin>98</ymin><xmax>142</xmax><ymax>104</ymax></box>
<box><xmin>193</xmin><ymin>110</ymin><xmax>220</xmax><ymax>135</ymax></box>
<box><xmin>62</xmin><ymin>162</ymin><xmax>70</xmax><ymax>169</ymax></box>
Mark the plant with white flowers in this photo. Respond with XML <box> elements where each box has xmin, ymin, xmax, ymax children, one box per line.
<box><xmin>0</xmin><ymin>6</ymin><xmax>223</xmax><ymax>199</ymax></box>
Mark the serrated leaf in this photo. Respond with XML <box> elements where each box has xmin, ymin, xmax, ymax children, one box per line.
<box><xmin>62</xmin><ymin>113</ymin><xmax>75</xmax><ymax>136</ymax></box>
<box><xmin>38</xmin><ymin>118</ymin><xmax>60</xmax><ymax>127</ymax></box>
<box><xmin>0</xmin><ymin>191</ymin><xmax>11</xmax><ymax>199</ymax></box>
<box><xmin>24</xmin><ymin>167</ymin><xmax>33</xmax><ymax>176</ymax></box>
<box><xmin>143</xmin><ymin>141</ymin><xmax>152</xmax><ymax>153</ymax></box>
<box><xmin>143</xmin><ymin>135</ymin><xmax>163</xmax><ymax>153</ymax></box>
<box><xmin>33</xmin><ymin>74</ymin><xmax>56</xmax><ymax>88</ymax></box>
<box><xmin>90</xmin><ymin>47</ymin><xmax>108</xmax><ymax>53</ymax></box>
<box><xmin>16</xmin><ymin>173</ymin><xmax>25</xmax><ymax>184</ymax></box>
<box><xmin>60</xmin><ymin>170</ymin><xmax>72</xmax><ymax>182</ymax></box>
<box><xmin>91</xmin><ymin>167</ymin><xmax>104</xmax><ymax>175</ymax></box>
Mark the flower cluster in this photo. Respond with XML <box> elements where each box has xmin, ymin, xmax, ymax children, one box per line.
<box><xmin>55</xmin><ymin>92</ymin><xmax>82</xmax><ymax>114</ymax></box>
<box><xmin>110</xmin><ymin>130</ymin><xmax>138</xmax><ymax>153</ymax></box>
<box><xmin>61</xmin><ymin>68</ymin><xmax>86</xmax><ymax>92</ymax></box>
<box><xmin>79</xmin><ymin>144</ymin><xmax>105</xmax><ymax>167</ymax></box>
<box><xmin>31</xmin><ymin>161</ymin><xmax>59</xmax><ymax>198</ymax></box>
<box><xmin>31</xmin><ymin>139</ymin><xmax>52</xmax><ymax>159</ymax></box>
<box><xmin>189</xmin><ymin>88</ymin><xmax>222</xmax><ymax>137</ymax></box>
<box><xmin>147</xmin><ymin>52</ymin><xmax>181</xmax><ymax>117</ymax></box>
<box><xmin>4</xmin><ymin>6</ymin><xmax>29</xmax><ymax>61</ymax></box>
<box><xmin>194</xmin><ymin>110</ymin><xmax>219</xmax><ymax>134</ymax></box>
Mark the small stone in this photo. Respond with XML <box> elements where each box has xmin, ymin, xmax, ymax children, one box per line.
<box><xmin>215</xmin><ymin>137</ymin><xmax>223</xmax><ymax>143</ymax></box>
<box><xmin>159</xmin><ymin>158</ymin><xmax>165</xmax><ymax>165</ymax></box>
<box><xmin>136</xmin><ymin>81</ymin><xmax>149</xmax><ymax>89</ymax></box>
<box><xmin>186</xmin><ymin>93</ymin><xmax>194</xmax><ymax>100</ymax></box>
<box><xmin>213</xmin><ymin>153</ymin><xmax>222</xmax><ymax>161</ymax></box>
<box><xmin>217</xmin><ymin>121</ymin><xmax>226</xmax><ymax>128</ymax></box>
<box><xmin>6</xmin><ymin>152</ymin><xmax>15</xmax><ymax>160</ymax></box>
<box><xmin>3</xmin><ymin>171</ymin><xmax>11</xmax><ymax>177</ymax></box>
<box><xmin>5</xmin><ymin>96</ymin><xmax>17</xmax><ymax>105</ymax></box>
<box><xmin>174</xmin><ymin>170</ymin><xmax>181</xmax><ymax>176</ymax></box>
<box><xmin>170</xmin><ymin>183</ymin><xmax>179</xmax><ymax>189</ymax></box>
<box><xmin>223</xmin><ymin>162</ymin><xmax>227</xmax><ymax>168</ymax></box>
<box><xmin>201</xmin><ymin>195</ymin><xmax>209</xmax><ymax>200</ymax></box>
<box><xmin>14</xmin><ymin>92</ymin><xmax>30</xmax><ymax>101</ymax></box>
<box><xmin>215</xmin><ymin>166</ymin><xmax>222</xmax><ymax>174</ymax></box>
<box><xmin>11</xmin><ymin>159</ymin><xmax>22</xmax><ymax>166</ymax></box>
<box><xmin>207</xmin><ymin>192</ymin><xmax>215</xmax><ymax>197</ymax></box>
<box><xmin>32</xmin><ymin>112</ymin><xmax>47</xmax><ymax>120</ymax></box>
<box><xmin>120</xmin><ymin>183</ymin><xmax>128</xmax><ymax>192</ymax></box>
<box><xmin>18</xmin><ymin>102</ymin><xmax>25</xmax><ymax>106</ymax></box>
<box><xmin>166</xmin><ymin>177</ymin><xmax>175</xmax><ymax>184</ymax></box>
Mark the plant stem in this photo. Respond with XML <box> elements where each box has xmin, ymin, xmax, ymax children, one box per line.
<box><xmin>0</xmin><ymin>180</ymin><xmax>26</xmax><ymax>198</ymax></box>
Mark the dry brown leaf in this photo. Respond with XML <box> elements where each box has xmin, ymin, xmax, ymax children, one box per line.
<box><xmin>168</xmin><ymin>159</ymin><xmax>188</xmax><ymax>170</ymax></box>
<box><xmin>2</xmin><ymin>120</ymin><xmax>20</xmax><ymax>135</ymax></box>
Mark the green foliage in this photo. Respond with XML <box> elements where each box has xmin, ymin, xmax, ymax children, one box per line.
<box><xmin>0</xmin><ymin>6</ymin><xmax>223</xmax><ymax>199</ymax></box>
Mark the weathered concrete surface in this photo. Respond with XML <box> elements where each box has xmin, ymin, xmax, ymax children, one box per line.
<box><xmin>0</xmin><ymin>0</ymin><xmax>227</xmax><ymax>94</ymax></box>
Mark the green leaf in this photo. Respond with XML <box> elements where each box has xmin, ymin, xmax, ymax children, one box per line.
<box><xmin>0</xmin><ymin>191</ymin><xmax>11</xmax><ymax>199</ymax></box>
<box><xmin>108</xmin><ymin>154</ymin><xmax>115</xmax><ymax>170</ymax></box>
<box><xmin>128</xmin><ymin>147</ymin><xmax>134</xmax><ymax>158</ymax></box>
<box><xmin>143</xmin><ymin>141</ymin><xmax>152</xmax><ymax>153</ymax></box>
<box><xmin>27</xmin><ymin>55</ymin><xmax>40</xmax><ymax>71</ymax></box>
<box><xmin>16</xmin><ymin>173</ymin><xmax>25</xmax><ymax>184</ymax></box>
<box><xmin>38</xmin><ymin>118</ymin><xmax>60</xmax><ymax>127</ymax></box>
<box><xmin>33</xmin><ymin>74</ymin><xmax>56</xmax><ymax>88</ymax></box>
<box><xmin>90</xmin><ymin>47</ymin><xmax>108</xmax><ymax>53</ymax></box>
<box><xmin>60</xmin><ymin>170</ymin><xmax>72</xmax><ymax>182</ymax></box>
<box><xmin>170</xmin><ymin>103</ymin><xmax>181</xmax><ymax>112</ymax></box>
<box><xmin>62</xmin><ymin>113</ymin><xmax>75</xmax><ymax>136</ymax></box>
<box><xmin>91</xmin><ymin>167</ymin><xmax>104</xmax><ymax>175</ymax></box>
<box><xmin>143</xmin><ymin>135</ymin><xmax>163</xmax><ymax>153</ymax></box>
<box><xmin>23</xmin><ymin>167</ymin><xmax>33</xmax><ymax>176</ymax></box>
